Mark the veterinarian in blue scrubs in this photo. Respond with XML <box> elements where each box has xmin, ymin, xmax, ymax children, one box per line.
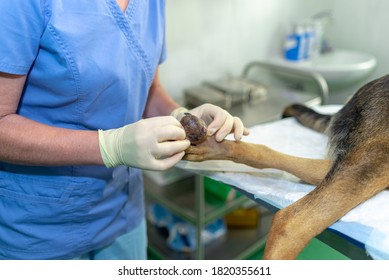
<box><xmin>0</xmin><ymin>0</ymin><xmax>248</xmax><ymax>259</ymax></box>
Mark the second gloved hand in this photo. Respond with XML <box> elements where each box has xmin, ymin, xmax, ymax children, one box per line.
<box><xmin>171</xmin><ymin>104</ymin><xmax>249</xmax><ymax>142</ymax></box>
<box><xmin>98</xmin><ymin>116</ymin><xmax>190</xmax><ymax>170</ymax></box>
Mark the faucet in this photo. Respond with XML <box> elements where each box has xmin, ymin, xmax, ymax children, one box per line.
<box><xmin>311</xmin><ymin>10</ymin><xmax>333</xmax><ymax>24</ymax></box>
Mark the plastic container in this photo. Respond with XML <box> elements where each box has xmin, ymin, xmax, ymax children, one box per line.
<box><xmin>225</xmin><ymin>207</ymin><xmax>260</xmax><ymax>229</ymax></box>
<box><xmin>284</xmin><ymin>22</ymin><xmax>306</xmax><ymax>61</ymax></box>
<box><xmin>204</xmin><ymin>177</ymin><xmax>239</xmax><ymax>202</ymax></box>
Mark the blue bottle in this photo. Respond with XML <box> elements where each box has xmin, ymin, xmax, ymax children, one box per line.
<box><xmin>284</xmin><ymin>23</ymin><xmax>306</xmax><ymax>61</ymax></box>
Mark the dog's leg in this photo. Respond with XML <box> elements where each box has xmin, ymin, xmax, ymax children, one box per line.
<box><xmin>263</xmin><ymin>141</ymin><xmax>389</xmax><ymax>259</ymax></box>
<box><xmin>184</xmin><ymin>137</ymin><xmax>330</xmax><ymax>185</ymax></box>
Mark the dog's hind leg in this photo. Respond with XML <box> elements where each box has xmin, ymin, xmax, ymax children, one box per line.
<box><xmin>263</xmin><ymin>141</ymin><xmax>389</xmax><ymax>259</ymax></box>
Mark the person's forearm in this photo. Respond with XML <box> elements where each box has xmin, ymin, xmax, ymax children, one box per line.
<box><xmin>143</xmin><ymin>68</ymin><xmax>181</xmax><ymax>118</ymax></box>
<box><xmin>0</xmin><ymin>114</ymin><xmax>103</xmax><ymax>166</ymax></box>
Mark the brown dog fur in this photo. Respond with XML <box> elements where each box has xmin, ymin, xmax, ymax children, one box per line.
<box><xmin>184</xmin><ymin>75</ymin><xmax>389</xmax><ymax>259</ymax></box>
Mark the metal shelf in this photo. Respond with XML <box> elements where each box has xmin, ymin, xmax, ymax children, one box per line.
<box><xmin>146</xmin><ymin>209</ymin><xmax>272</xmax><ymax>260</ymax></box>
<box><xmin>144</xmin><ymin>169</ymin><xmax>266</xmax><ymax>260</ymax></box>
<box><xmin>144</xmin><ymin>172</ymin><xmax>249</xmax><ymax>225</ymax></box>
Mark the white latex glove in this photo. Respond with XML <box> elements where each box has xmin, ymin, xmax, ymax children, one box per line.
<box><xmin>171</xmin><ymin>104</ymin><xmax>249</xmax><ymax>142</ymax></box>
<box><xmin>98</xmin><ymin>116</ymin><xmax>190</xmax><ymax>170</ymax></box>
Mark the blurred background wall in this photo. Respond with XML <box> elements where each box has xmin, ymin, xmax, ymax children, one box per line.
<box><xmin>159</xmin><ymin>0</ymin><xmax>388</xmax><ymax>104</ymax></box>
<box><xmin>328</xmin><ymin>0</ymin><xmax>389</xmax><ymax>102</ymax></box>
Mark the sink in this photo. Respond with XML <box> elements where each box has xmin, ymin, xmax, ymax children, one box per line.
<box><xmin>269</xmin><ymin>49</ymin><xmax>377</xmax><ymax>89</ymax></box>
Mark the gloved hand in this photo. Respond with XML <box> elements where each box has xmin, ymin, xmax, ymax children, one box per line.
<box><xmin>98</xmin><ymin>116</ymin><xmax>190</xmax><ymax>170</ymax></box>
<box><xmin>171</xmin><ymin>104</ymin><xmax>249</xmax><ymax>142</ymax></box>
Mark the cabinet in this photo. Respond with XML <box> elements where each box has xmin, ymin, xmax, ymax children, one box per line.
<box><xmin>144</xmin><ymin>61</ymin><xmax>328</xmax><ymax>260</ymax></box>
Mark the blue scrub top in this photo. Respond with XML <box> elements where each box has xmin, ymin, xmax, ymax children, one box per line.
<box><xmin>0</xmin><ymin>0</ymin><xmax>166</xmax><ymax>259</ymax></box>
